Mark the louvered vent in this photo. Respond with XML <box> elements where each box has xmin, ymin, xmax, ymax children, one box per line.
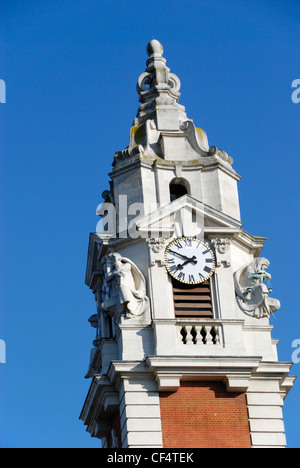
<box><xmin>172</xmin><ymin>278</ymin><xmax>213</xmax><ymax>318</ymax></box>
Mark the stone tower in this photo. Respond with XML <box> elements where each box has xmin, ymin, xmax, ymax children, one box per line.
<box><xmin>80</xmin><ymin>40</ymin><xmax>295</xmax><ymax>448</ymax></box>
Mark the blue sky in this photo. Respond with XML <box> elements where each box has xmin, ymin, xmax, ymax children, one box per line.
<box><xmin>1</xmin><ymin>0</ymin><xmax>300</xmax><ymax>448</ymax></box>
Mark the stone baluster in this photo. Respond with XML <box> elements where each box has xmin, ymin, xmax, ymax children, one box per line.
<box><xmin>204</xmin><ymin>326</ymin><xmax>213</xmax><ymax>345</ymax></box>
<box><xmin>193</xmin><ymin>325</ymin><xmax>202</xmax><ymax>345</ymax></box>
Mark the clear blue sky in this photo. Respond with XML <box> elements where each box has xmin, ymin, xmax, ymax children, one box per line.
<box><xmin>1</xmin><ymin>0</ymin><xmax>299</xmax><ymax>448</ymax></box>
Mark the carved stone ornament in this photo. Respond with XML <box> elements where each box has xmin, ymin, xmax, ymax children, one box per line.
<box><xmin>136</xmin><ymin>39</ymin><xmax>181</xmax><ymax>111</ymax></box>
<box><xmin>212</xmin><ymin>238</ymin><xmax>231</xmax><ymax>254</ymax></box>
<box><xmin>147</xmin><ymin>237</ymin><xmax>166</xmax><ymax>253</ymax></box>
<box><xmin>100</xmin><ymin>253</ymin><xmax>149</xmax><ymax>323</ymax></box>
<box><xmin>234</xmin><ymin>257</ymin><xmax>280</xmax><ymax>318</ymax></box>
<box><xmin>211</xmin><ymin>238</ymin><xmax>231</xmax><ymax>267</ymax></box>
<box><xmin>208</xmin><ymin>146</ymin><xmax>234</xmax><ymax>165</ymax></box>
<box><xmin>113</xmin><ymin>40</ymin><xmax>232</xmax><ymax>165</ymax></box>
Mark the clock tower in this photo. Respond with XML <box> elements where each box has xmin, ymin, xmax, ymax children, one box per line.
<box><xmin>80</xmin><ymin>40</ymin><xmax>295</xmax><ymax>448</ymax></box>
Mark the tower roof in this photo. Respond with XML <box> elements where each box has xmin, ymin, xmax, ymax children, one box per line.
<box><xmin>113</xmin><ymin>39</ymin><xmax>233</xmax><ymax>168</ymax></box>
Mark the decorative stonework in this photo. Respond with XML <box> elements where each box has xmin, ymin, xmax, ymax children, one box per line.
<box><xmin>136</xmin><ymin>39</ymin><xmax>182</xmax><ymax>121</ymax></box>
<box><xmin>101</xmin><ymin>252</ymin><xmax>149</xmax><ymax>322</ymax></box>
<box><xmin>234</xmin><ymin>258</ymin><xmax>281</xmax><ymax>318</ymax></box>
<box><xmin>211</xmin><ymin>238</ymin><xmax>231</xmax><ymax>267</ymax></box>
<box><xmin>208</xmin><ymin>146</ymin><xmax>234</xmax><ymax>165</ymax></box>
<box><xmin>212</xmin><ymin>238</ymin><xmax>231</xmax><ymax>254</ymax></box>
<box><xmin>147</xmin><ymin>237</ymin><xmax>166</xmax><ymax>253</ymax></box>
<box><xmin>113</xmin><ymin>40</ymin><xmax>235</xmax><ymax>166</ymax></box>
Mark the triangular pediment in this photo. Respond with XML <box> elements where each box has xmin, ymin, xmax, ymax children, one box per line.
<box><xmin>135</xmin><ymin>194</ymin><xmax>242</xmax><ymax>238</ymax></box>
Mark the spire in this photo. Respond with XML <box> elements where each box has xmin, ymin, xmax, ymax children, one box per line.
<box><xmin>136</xmin><ymin>39</ymin><xmax>184</xmax><ymax>126</ymax></box>
<box><xmin>114</xmin><ymin>40</ymin><xmax>233</xmax><ymax>166</ymax></box>
<box><xmin>137</xmin><ymin>39</ymin><xmax>184</xmax><ymax>123</ymax></box>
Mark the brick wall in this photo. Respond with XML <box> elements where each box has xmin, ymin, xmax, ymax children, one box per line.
<box><xmin>159</xmin><ymin>381</ymin><xmax>251</xmax><ymax>448</ymax></box>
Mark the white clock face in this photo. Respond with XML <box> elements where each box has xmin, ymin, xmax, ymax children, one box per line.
<box><xmin>165</xmin><ymin>237</ymin><xmax>215</xmax><ymax>284</ymax></box>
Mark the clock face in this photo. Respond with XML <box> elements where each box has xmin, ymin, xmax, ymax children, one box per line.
<box><xmin>165</xmin><ymin>237</ymin><xmax>215</xmax><ymax>284</ymax></box>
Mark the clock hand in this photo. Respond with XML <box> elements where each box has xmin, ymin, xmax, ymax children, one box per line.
<box><xmin>168</xmin><ymin>250</ymin><xmax>191</xmax><ymax>261</ymax></box>
<box><xmin>177</xmin><ymin>256</ymin><xmax>198</xmax><ymax>268</ymax></box>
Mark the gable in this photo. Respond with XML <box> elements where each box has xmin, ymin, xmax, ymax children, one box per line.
<box><xmin>135</xmin><ymin>194</ymin><xmax>242</xmax><ymax>239</ymax></box>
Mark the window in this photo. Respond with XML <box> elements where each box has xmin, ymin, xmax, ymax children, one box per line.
<box><xmin>169</xmin><ymin>178</ymin><xmax>190</xmax><ymax>202</ymax></box>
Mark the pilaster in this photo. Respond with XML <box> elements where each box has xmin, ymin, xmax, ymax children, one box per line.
<box><xmin>109</xmin><ymin>363</ymin><xmax>163</xmax><ymax>448</ymax></box>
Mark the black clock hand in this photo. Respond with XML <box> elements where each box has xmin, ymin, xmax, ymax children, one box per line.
<box><xmin>177</xmin><ymin>256</ymin><xmax>198</xmax><ymax>268</ymax></box>
<box><xmin>189</xmin><ymin>255</ymin><xmax>197</xmax><ymax>265</ymax></box>
<box><xmin>168</xmin><ymin>250</ymin><xmax>191</xmax><ymax>261</ymax></box>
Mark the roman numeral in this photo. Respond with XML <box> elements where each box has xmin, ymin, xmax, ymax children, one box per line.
<box><xmin>177</xmin><ymin>272</ymin><xmax>185</xmax><ymax>281</ymax></box>
<box><xmin>170</xmin><ymin>265</ymin><xmax>178</xmax><ymax>272</ymax></box>
<box><xmin>168</xmin><ymin>257</ymin><xmax>175</xmax><ymax>264</ymax></box>
<box><xmin>202</xmin><ymin>249</ymin><xmax>210</xmax><ymax>255</ymax></box>
<box><xmin>184</xmin><ymin>239</ymin><xmax>192</xmax><ymax>247</ymax></box>
<box><xmin>205</xmin><ymin>258</ymin><xmax>213</xmax><ymax>263</ymax></box>
<box><xmin>189</xmin><ymin>274</ymin><xmax>195</xmax><ymax>283</ymax></box>
<box><xmin>199</xmin><ymin>273</ymin><xmax>205</xmax><ymax>281</ymax></box>
<box><xmin>175</xmin><ymin>242</ymin><xmax>183</xmax><ymax>249</ymax></box>
<box><xmin>203</xmin><ymin>266</ymin><xmax>211</xmax><ymax>274</ymax></box>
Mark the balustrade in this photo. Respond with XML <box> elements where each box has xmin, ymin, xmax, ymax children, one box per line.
<box><xmin>178</xmin><ymin>322</ymin><xmax>221</xmax><ymax>345</ymax></box>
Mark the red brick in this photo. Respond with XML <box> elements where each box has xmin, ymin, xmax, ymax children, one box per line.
<box><xmin>159</xmin><ymin>381</ymin><xmax>251</xmax><ymax>448</ymax></box>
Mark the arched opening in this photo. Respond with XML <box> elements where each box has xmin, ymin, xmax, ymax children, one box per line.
<box><xmin>169</xmin><ymin>178</ymin><xmax>190</xmax><ymax>202</ymax></box>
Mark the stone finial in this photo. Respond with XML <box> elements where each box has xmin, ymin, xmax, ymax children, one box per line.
<box><xmin>146</xmin><ymin>39</ymin><xmax>164</xmax><ymax>57</ymax></box>
<box><xmin>136</xmin><ymin>39</ymin><xmax>183</xmax><ymax>124</ymax></box>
